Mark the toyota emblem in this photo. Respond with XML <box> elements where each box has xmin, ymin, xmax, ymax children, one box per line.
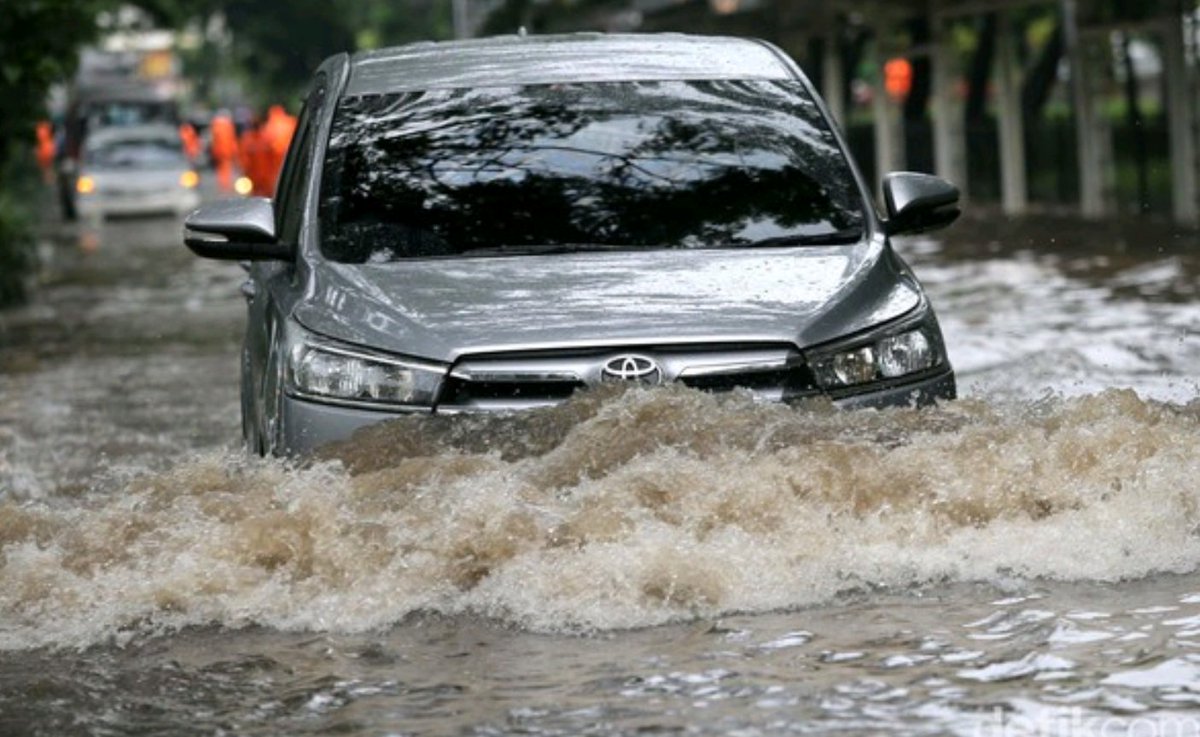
<box><xmin>601</xmin><ymin>354</ymin><xmax>663</xmax><ymax>384</ymax></box>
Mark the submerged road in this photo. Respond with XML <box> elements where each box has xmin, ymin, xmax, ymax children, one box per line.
<box><xmin>1</xmin><ymin>197</ymin><xmax>1199</xmax><ymax>735</ymax></box>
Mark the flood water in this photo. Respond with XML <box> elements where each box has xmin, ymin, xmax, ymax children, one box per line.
<box><xmin>1</xmin><ymin>205</ymin><xmax>1199</xmax><ymax>735</ymax></box>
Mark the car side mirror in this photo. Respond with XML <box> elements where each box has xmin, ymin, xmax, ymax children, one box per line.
<box><xmin>183</xmin><ymin>197</ymin><xmax>291</xmax><ymax>261</ymax></box>
<box><xmin>882</xmin><ymin>172</ymin><xmax>961</xmax><ymax>236</ymax></box>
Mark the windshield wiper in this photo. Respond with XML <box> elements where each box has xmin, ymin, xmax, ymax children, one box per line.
<box><xmin>458</xmin><ymin>244</ymin><xmax>638</xmax><ymax>256</ymax></box>
<box><xmin>748</xmin><ymin>228</ymin><xmax>864</xmax><ymax>247</ymax></box>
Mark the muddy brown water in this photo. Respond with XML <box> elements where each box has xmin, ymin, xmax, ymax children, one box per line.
<box><xmin>1</xmin><ymin>208</ymin><xmax>1199</xmax><ymax>735</ymax></box>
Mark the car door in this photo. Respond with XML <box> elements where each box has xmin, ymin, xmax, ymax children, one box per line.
<box><xmin>242</xmin><ymin>77</ymin><xmax>327</xmax><ymax>453</ymax></box>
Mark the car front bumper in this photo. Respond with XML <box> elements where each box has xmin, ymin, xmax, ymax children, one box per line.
<box><xmin>830</xmin><ymin>367</ymin><xmax>956</xmax><ymax>410</ymax></box>
<box><xmin>277</xmin><ymin>368</ymin><xmax>956</xmax><ymax>456</ymax></box>
<box><xmin>78</xmin><ymin>190</ymin><xmax>200</xmax><ymax>218</ymax></box>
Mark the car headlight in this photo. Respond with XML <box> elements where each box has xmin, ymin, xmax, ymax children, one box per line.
<box><xmin>809</xmin><ymin>313</ymin><xmax>945</xmax><ymax>391</ymax></box>
<box><xmin>287</xmin><ymin>339</ymin><xmax>446</xmax><ymax>407</ymax></box>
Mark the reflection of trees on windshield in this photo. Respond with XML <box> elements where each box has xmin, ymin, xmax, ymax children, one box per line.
<box><xmin>320</xmin><ymin>80</ymin><xmax>863</xmax><ymax>262</ymax></box>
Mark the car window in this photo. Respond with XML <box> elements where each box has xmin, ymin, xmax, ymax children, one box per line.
<box><xmin>86</xmin><ymin>100</ymin><xmax>178</xmax><ymax>128</ymax></box>
<box><xmin>275</xmin><ymin>80</ymin><xmax>326</xmax><ymax>246</ymax></box>
<box><xmin>319</xmin><ymin>79</ymin><xmax>864</xmax><ymax>263</ymax></box>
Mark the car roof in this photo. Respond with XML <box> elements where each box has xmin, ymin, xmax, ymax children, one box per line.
<box><xmin>345</xmin><ymin>33</ymin><xmax>794</xmax><ymax>96</ymax></box>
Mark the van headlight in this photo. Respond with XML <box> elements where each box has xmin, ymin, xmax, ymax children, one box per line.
<box><xmin>287</xmin><ymin>339</ymin><xmax>446</xmax><ymax>407</ymax></box>
<box><xmin>809</xmin><ymin>312</ymin><xmax>945</xmax><ymax>391</ymax></box>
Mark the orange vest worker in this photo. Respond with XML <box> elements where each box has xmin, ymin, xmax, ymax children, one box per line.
<box><xmin>261</xmin><ymin>105</ymin><xmax>297</xmax><ymax>194</ymax></box>
<box><xmin>35</xmin><ymin>121</ymin><xmax>56</xmax><ymax>181</ymax></box>
<box><xmin>179</xmin><ymin>122</ymin><xmax>201</xmax><ymax>163</ymax></box>
<box><xmin>209</xmin><ymin>113</ymin><xmax>239</xmax><ymax>193</ymax></box>
<box><xmin>239</xmin><ymin>120</ymin><xmax>274</xmax><ymax>197</ymax></box>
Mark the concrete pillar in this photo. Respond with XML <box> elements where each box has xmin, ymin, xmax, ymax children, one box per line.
<box><xmin>822</xmin><ymin>30</ymin><xmax>847</xmax><ymax>129</ymax></box>
<box><xmin>1162</xmin><ymin>11</ymin><xmax>1199</xmax><ymax>225</ymax></box>
<box><xmin>1063</xmin><ymin>0</ymin><xmax>1108</xmax><ymax>218</ymax></box>
<box><xmin>995</xmin><ymin>12</ymin><xmax>1028</xmax><ymax>214</ymax></box>
<box><xmin>871</xmin><ymin>20</ymin><xmax>906</xmax><ymax>196</ymax></box>
<box><xmin>930</xmin><ymin>6</ymin><xmax>968</xmax><ymax>195</ymax></box>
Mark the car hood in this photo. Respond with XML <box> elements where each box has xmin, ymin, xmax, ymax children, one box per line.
<box><xmin>293</xmin><ymin>240</ymin><xmax>921</xmax><ymax>363</ymax></box>
<box><xmin>86</xmin><ymin>167</ymin><xmax>188</xmax><ymax>193</ymax></box>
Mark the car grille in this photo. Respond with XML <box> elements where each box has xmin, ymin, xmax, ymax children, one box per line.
<box><xmin>437</xmin><ymin>344</ymin><xmax>821</xmax><ymax>411</ymax></box>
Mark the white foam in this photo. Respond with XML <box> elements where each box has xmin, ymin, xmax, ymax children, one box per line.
<box><xmin>1</xmin><ymin>386</ymin><xmax>1199</xmax><ymax>649</ymax></box>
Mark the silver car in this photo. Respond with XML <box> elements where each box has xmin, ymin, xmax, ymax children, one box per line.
<box><xmin>76</xmin><ymin>124</ymin><xmax>201</xmax><ymax>220</ymax></box>
<box><xmin>183</xmin><ymin>34</ymin><xmax>959</xmax><ymax>455</ymax></box>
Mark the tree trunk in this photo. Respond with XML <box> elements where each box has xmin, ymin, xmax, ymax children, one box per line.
<box><xmin>1121</xmin><ymin>32</ymin><xmax>1150</xmax><ymax>214</ymax></box>
<box><xmin>965</xmin><ymin>13</ymin><xmax>997</xmax><ymax>123</ymax></box>
<box><xmin>842</xmin><ymin>27</ymin><xmax>870</xmax><ymax>115</ymax></box>
<box><xmin>905</xmin><ymin>16</ymin><xmax>931</xmax><ymax>121</ymax></box>
<box><xmin>1021</xmin><ymin>22</ymin><xmax>1065</xmax><ymax>122</ymax></box>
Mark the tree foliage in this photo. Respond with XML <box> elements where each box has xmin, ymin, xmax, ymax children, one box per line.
<box><xmin>0</xmin><ymin>0</ymin><xmax>112</xmax><ymax>173</ymax></box>
<box><xmin>0</xmin><ymin>0</ymin><xmax>114</xmax><ymax>306</ymax></box>
<box><xmin>222</xmin><ymin>0</ymin><xmax>358</xmax><ymax>101</ymax></box>
<box><xmin>136</xmin><ymin>0</ymin><xmax>453</xmax><ymax>103</ymax></box>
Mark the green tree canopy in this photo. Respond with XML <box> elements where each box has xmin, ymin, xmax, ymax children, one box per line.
<box><xmin>0</xmin><ymin>0</ymin><xmax>115</xmax><ymax>305</ymax></box>
<box><xmin>136</xmin><ymin>0</ymin><xmax>452</xmax><ymax>104</ymax></box>
<box><xmin>0</xmin><ymin>0</ymin><xmax>113</xmax><ymax>172</ymax></box>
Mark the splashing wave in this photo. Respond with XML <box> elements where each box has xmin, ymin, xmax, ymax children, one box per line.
<box><xmin>2</xmin><ymin>385</ymin><xmax>1198</xmax><ymax>649</ymax></box>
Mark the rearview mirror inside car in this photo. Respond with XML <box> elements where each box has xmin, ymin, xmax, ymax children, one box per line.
<box><xmin>183</xmin><ymin>197</ymin><xmax>291</xmax><ymax>260</ymax></box>
<box><xmin>882</xmin><ymin>172</ymin><xmax>961</xmax><ymax>236</ymax></box>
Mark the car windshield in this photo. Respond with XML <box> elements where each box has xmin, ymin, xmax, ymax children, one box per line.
<box><xmin>319</xmin><ymin>79</ymin><xmax>865</xmax><ymax>263</ymax></box>
<box><xmin>87</xmin><ymin>138</ymin><xmax>186</xmax><ymax>169</ymax></box>
<box><xmin>86</xmin><ymin>100</ymin><xmax>178</xmax><ymax>128</ymax></box>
